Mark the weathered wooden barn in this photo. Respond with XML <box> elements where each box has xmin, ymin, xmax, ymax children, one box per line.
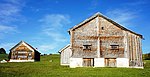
<box><xmin>59</xmin><ymin>44</ymin><xmax>72</xmax><ymax>65</ymax></box>
<box><xmin>61</xmin><ymin>12</ymin><xmax>143</xmax><ymax>68</ymax></box>
<box><xmin>9</xmin><ymin>41</ymin><xmax>40</xmax><ymax>62</ymax></box>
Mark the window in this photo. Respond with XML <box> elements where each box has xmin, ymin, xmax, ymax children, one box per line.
<box><xmin>18</xmin><ymin>56</ymin><xmax>27</xmax><ymax>58</ymax></box>
<box><xmin>83</xmin><ymin>45</ymin><xmax>91</xmax><ymax>50</ymax></box>
<box><xmin>110</xmin><ymin>45</ymin><xmax>119</xmax><ymax>50</ymax></box>
<box><xmin>28</xmin><ymin>52</ymin><xmax>32</xmax><ymax>55</ymax></box>
<box><xmin>101</xmin><ymin>27</ymin><xmax>104</xmax><ymax>30</ymax></box>
<box><xmin>18</xmin><ymin>51</ymin><xmax>27</xmax><ymax>53</ymax></box>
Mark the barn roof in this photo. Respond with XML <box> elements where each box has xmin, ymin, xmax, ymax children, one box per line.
<box><xmin>58</xmin><ymin>44</ymin><xmax>70</xmax><ymax>53</ymax></box>
<box><xmin>10</xmin><ymin>41</ymin><xmax>38</xmax><ymax>52</ymax></box>
<box><xmin>68</xmin><ymin>12</ymin><xmax>143</xmax><ymax>38</ymax></box>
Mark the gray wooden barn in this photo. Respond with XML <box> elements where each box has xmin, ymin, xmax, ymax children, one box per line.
<box><xmin>60</xmin><ymin>12</ymin><xmax>143</xmax><ymax>68</ymax></box>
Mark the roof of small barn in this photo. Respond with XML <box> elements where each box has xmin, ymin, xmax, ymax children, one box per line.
<box><xmin>58</xmin><ymin>44</ymin><xmax>70</xmax><ymax>53</ymax></box>
<box><xmin>10</xmin><ymin>41</ymin><xmax>38</xmax><ymax>52</ymax></box>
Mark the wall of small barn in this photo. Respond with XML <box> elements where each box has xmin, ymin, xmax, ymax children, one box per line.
<box><xmin>61</xmin><ymin>46</ymin><xmax>72</xmax><ymax>65</ymax></box>
<box><xmin>34</xmin><ymin>51</ymin><xmax>40</xmax><ymax>61</ymax></box>
<box><xmin>70</xmin><ymin>58</ymin><xmax>83</xmax><ymax>68</ymax></box>
<box><xmin>9</xmin><ymin>43</ymin><xmax>41</xmax><ymax>61</ymax></box>
<box><xmin>10</xmin><ymin>44</ymin><xmax>34</xmax><ymax>60</ymax></box>
<box><xmin>9</xmin><ymin>59</ymin><xmax>35</xmax><ymax>62</ymax></box>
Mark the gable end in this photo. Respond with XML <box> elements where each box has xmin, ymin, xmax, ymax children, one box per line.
<box><xmin>68</xmin><ymin>12</ymin><xmax>143</xmax><ymax>38</ymax></box>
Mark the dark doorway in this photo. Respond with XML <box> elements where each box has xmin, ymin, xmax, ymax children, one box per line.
<box><xmin>83</xmin><ymin>58</ymin><xmax>94</xmax><ymax>67</ymax></box>
<box><xmin>105</xmin><ymin>58</ymin><xmax>116</xmax><ymax>67</ymax></box>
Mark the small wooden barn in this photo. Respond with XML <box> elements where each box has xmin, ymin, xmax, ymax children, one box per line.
<box><xmin>61</xmin><ymin>12</ymin><xmax>143</xmax><ymax>68</ymax></box>
<box><xmin>59</xmin><ymin>44</ymin><xmax>72</xmax><ymax>65</ymax></box>
<box><xmin>9</xmin><ymin>41</ymin><xmax>40</xmax><ymax>62</ymax></box>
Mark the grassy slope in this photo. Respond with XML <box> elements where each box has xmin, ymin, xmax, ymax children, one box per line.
<box><xmin>0</xmin><ymin>54</ymin><xmax>150</xmax><ymax>77</ymax></box>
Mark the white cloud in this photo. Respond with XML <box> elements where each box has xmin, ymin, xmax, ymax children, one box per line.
<box><xmin>39</xmin><ymin>14</ymin><xmax>71</xmax><ymax>42</ymax></box>
<box><xmin>43</xmin><ymin>31</ymin><xmax>68</xmax><ymax>42</ymax></box>
<box><xmin>37</xmin><ymin>43</ymin><xmax>58</xmax><ymax>54</ymax></box>
<box><xmin>40</xmin><ymin>14</ymin><xmax>70</xmax><ymax>28</ymax></box>
<box><xmin>0</xmin><ymin>25</ymin><xmax>17</xmax><ymax>33</ymax></box>
<box><xmin>37</xmin><ymin>14</ymin><xmax>71</xmax><ymax>53</ymax></box>
<box><xmin>0</xmin><ymin>0</ymin><xmax>24</xmax><ymax>39</ymax></box>
<box><xmin>0</xmin><ymin>0</ymin><xmax>25</xmax><ymax>24</ymax></box>
<box><xmin>0</xmin><ymin>25</ymin><xmax>18</xmax><ymax>39</ymax></box>
<box><xmin>106</xmin><ymin>9</ymin><xmax>137</xmax><ymax>27</ymax></box>
<box><xmin>5</xmin><ymin>0</ymin><xmax>23</xmax><ymax>5</ymax></box>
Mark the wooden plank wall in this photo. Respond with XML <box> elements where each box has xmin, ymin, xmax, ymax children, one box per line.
<box><xmin>127</xmin><ymin>33</ymin><xmax>143</xmax><ymax>67</ymax></box>
<box><xmin>71</xmin><ymin>17</ymin><xmax>98</xmax><ymax>58</ymax></box>
<box><xmin>99</xmin><ymin>17</ymin><xmax>124</xmax><ymax>58</ymax></box>
<box><xmin>11</xmin><ymin>44</ymin><xmax>34</xmax><ymax>60</ymax></box>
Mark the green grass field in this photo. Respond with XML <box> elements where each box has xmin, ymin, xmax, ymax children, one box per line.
<box><xmin>0</xmin><ymin>54</ymin><xmax>150</xmax><ymax>77</ymax></box>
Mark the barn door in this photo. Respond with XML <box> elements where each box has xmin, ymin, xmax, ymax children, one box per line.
<box><xmin>83</xmin><ymin>58</ymin><xmax>94</xmax><ymax>67</ymax></box>
<box><xmin>105</xmin><ymin>58</ymin><xmax>116</xmax><ymax>67</ymax></box>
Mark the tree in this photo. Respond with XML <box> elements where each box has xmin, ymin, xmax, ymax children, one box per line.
<box><xmin>0</xmin><ymin>48</ymin><xmax>6</xmax><ymax>54</ymax></box>
<box><xmin>144</xmin><ymin>53</ymin><xmax>150</xmax><ymax>60</ymax></box>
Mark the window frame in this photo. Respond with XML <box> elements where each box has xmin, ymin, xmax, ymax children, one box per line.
<box><xmin>83</xmin><ymin>44</ymin><xmax>92</xmax><ymax>50</ymax></box>
<box><xmin>110</xmin><ymin>45</ymin><xmax>119</xmax><ymax>50</ymax></box>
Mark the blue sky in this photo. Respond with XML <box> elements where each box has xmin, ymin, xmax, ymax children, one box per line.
<box><xmin>0</xmin><ymin>0</ymin><xmax>150</xmax><ymax>54</ymax></box>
